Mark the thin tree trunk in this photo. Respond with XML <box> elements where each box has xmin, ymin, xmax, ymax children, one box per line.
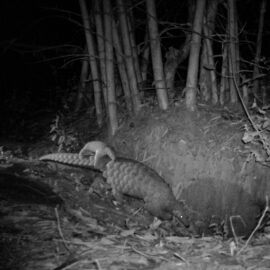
<box><xmin>184</xmin><ymin>0</ymin><xmax>206</xmax><ymax>111</ymax></box>
<box><xmin>199</xmin><ymin>0</ymin><xmax>219</xmax><ymax>103</ymax></box>
<box><xmin>234</xmin><ymin>1</ymin><xmax>240</xmax><ymax>87</ymax></box>
<box><xmin>79</xmin><ymin>0</ymin><xmax>103</xmax><ymax>126</ymax></box>
<box><xmin>103</xmin><ymin>0</ymin><xmax>118</xmax><ymax>135</ymax></box>
<box><xmin>199</xmin><ymin>38</ymin><xmax>210</xmax><ymax>102</ymax></box>
<box><xmin>141</xmin><ymin>46</ymin><xmax>150</xmax><ymax>83</ymax></box>
<box><xmin>112</xmin><ymin>19</ymin><xmax>132</xmax><ymax>113</ymax></box>
<box><xmin>74</xmin><ymin>55</ymin><xmax>88</xmax><ymax>112</ymax></box>
<box><xmin>177</xmin><ymin>0</ymin><xmax>196</xmax><ymax>66</ymax></box>
<box><xmin>242</xmin><ymin>74</ymin><xmax>249</xmax><ymax>105</ymax></box>
<box><xmin>253</xmin><ymin>0</ymin><xmax>266</xmax><ymax>98</ymax></box>
<box><xmin>228</xmin><ymin>0</ymin><xmax>238</xmax><ymax>104</ymax></box>
<box><xmin>94</xmin><ymin>0</ymin><xmax>107</xmax><ymax>108</ymax></box>
<box><xmin>163</xmin><ymin>0</ymin><xmax>194</xmax><ymax>100</ymax></box>
<box><xmin>164</xmin><ymin>47</ymin><xmax>180</xmax><ymax>99</ymax></box>
<box><xmin>146</xmin><ymin>0</ymin><xmax>168</xmax><ymax>110</ymax></box>
<box><xmin>125</xmin><ymin>0</ymin><xmax>142</xmax><ymax>86</ymax></box>
<box><xmin>220</xmin><ymin>42</ymin><xmax>229</xmax><ymax>105</ymax></box>
<box><xmin>141</xmin><ymin>29</ymin><xmax>150</xmax><ymax>83</ymax></box>
<box><xmin>203</xmin><ymin>21</ymin><xmax>218</xmax><ymax>104</ymax></box>
<box><xmin>127</xmin><ymin>14</ymin><xmax>143</xmax><ymax>88</ymax></box>
<box><xmin>116</xmin><ymin>0</ymin><xmax>141</xmax><ymax>113</ymax></box>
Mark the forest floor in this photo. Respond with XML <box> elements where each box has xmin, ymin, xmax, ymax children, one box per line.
<box><xmin>1</xmin><ymin>102</ymin><xmax>270</xmax><ymax>270</ymax></box>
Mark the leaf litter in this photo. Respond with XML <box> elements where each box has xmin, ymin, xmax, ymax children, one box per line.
<box><xmin>1</xmin><ymin>148</ymin><xmax>270</xmax><ymax>269</ymax></box>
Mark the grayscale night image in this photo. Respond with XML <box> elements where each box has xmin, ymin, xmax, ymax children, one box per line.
<box><xmin>1</xmin><ymin>0</ymin><xmax>270</xmax><ymax>269</ymax></box>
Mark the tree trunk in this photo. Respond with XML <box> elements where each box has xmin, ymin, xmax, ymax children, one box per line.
<box><xmin>203</xmin><ymin>20</ymin><xmax>218</xmax><ymax>105</ymax></box>
<box><xmin>116</xmin><ymin>0</ymin><xmax>141</xmax><ymax>114</ymax></box>
<box><xmin>241</xmin><ymin>74</ymin><xmax>249</xmax><ymax>105</ymax></box>
<box><xmin>128</xmin><ymin>18</ymin><xmax>143</xmax><ymax>87</ymax></box>
<box><xmin>79</xmin><ymin>0</ymin><xmax>103</xmax><ymax>126</ymax></box>
<box><xmin>177</xmin><ymin>0</ymin><xmax>196</xmax><ymax>66</ymax></box>
<box><xmin>94</xmin><ymin>0</ymin><xmax>107</xmax><ymax>108</ymax></box>
<box><xmin>164</xmin><ymin>47</ymin><xmax>180</xmax><ymax>99</ymax></box>
<box><xmin>103</xmin><ymin>0</ymin><xmax>118</xmax><ymax>135</ymax></box>
<box><xmin>252</xmin><ymin>0</ymin><xmax>266</xmax><ymax>100</ymax></box>
<box><xmin>184</xmin><ymin>0</ymin><xmax>206</xmax><ymax>111</ymax></box>
<box><xmin>233</xmin><ymin>1</ymin><xmax>240</xmax><ymax>88</ymax></box>
<box><xmin>228</xmin><ymin>0</ymin><xmax>238</xmax><ymax>104</ymax></box>
<box><xmin>199</xmin><ymin>0</ymin><xmax>219</xmax><ymax>103</ymax></box>
<box><xmin>141</xmin><ymin>29</ymin><xmax>150</xmax><ymax>83</ymax></box>
<box><xmin>146</xmin><ymin>0</ymin><xmax>168</xmax><ymax>110</ymax></box>
<box><xmin>74</xmin><ymin>54</ymin><xmax>88</xmax><ymax>112</ymax></box>
<box><xmin>112</xmin><ymin>19</ymin><xmax>132</xmax><ymax>113</ymax></box>
<box><xmin>199</xmin><ymin>39</ymin><xmax>210</xmax><ymax>102</ymax></box>
<box><xmin>126</xmin><ymin>1</ymin><xmax>143</xmax><ymax>89</ymax></box>
<box><xmin>220</xmin><ymin>42</ymin><xmax>229</xmax><ymax>105</ymax></box>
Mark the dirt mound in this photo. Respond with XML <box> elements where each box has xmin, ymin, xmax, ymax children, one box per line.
<box><xmin>113</xmin><ymin>104</ymin><xmax>270</xmax><ymax>235</ymax></box>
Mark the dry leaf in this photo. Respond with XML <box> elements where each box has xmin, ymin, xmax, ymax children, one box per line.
<box><xmin>120</xmin><ymin>229</ymin><xmax>136</xmax><ymax>237</ymax></box>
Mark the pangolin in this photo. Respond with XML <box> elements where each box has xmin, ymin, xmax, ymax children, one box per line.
<box><xmin>78</xmin><ymin>141</ymin><xmax>116</xmax><ymax>168</ymax></box>
<box><xmin>40</xmin><ymin>142</ymin><xmax>189</xmax><ymax>227</ymax></box>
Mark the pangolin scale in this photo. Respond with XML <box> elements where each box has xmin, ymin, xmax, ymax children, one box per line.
<box><xmin>40</xmin><ymin>153</ymin><xmax>189</xmax><ymax>226</ymax></box>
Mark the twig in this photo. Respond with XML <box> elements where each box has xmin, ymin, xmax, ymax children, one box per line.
<box><xmin>93</xmin><ymin>259</ymin><xmax>102</xmax><ymax>270</ymax></box>
<box><xmin>52</xmin><ymin>257</ymin><xmax>81</xmax><ymax>270</ymax></box>
<box><xmin>237</xmin><ymin>196</ymin><xmax>269</xmax><ymax>256</ymax></box>
<box><xmin>230</xmin><ymin>216</ymin><xmax>238</xmax><ymax>246</ymax></box>
<box><xmin>131</xmin><ymin>245</ymin><xmax>169</xmax><ymax>262</ymax></box>
<box><xmin>121</xmin><ymin>239</ymin><xmax>128</xmax><ymax>254</ymax></box>
<box><xmin>55</xmin><ymin>207</ymin><xmax>70</xmax><ymax>252</ymax></box>
<box><xmin>174</xmin><ymin>252</ymin><xmax>188</xmax><ymax>264</ymax></box>
<box><xmin>52</xmin><ymin>249</ymin><xmax>95</xmax><ymax>270</ymax></box>
<box><xmin>230</xmin><ymin>215</ymin><xmax>246</xmax><ymax>246</ymax></box>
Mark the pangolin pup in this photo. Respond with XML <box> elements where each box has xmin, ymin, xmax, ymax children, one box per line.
<box><xmin>40</xmin><ymin>142</ymin><xmax>189</xmax><ymax>227</ymax></box>
<box><xmin>78</xmin><ymin>141</ymin><xmax>116</xmax><ymax>167</ymax></box>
